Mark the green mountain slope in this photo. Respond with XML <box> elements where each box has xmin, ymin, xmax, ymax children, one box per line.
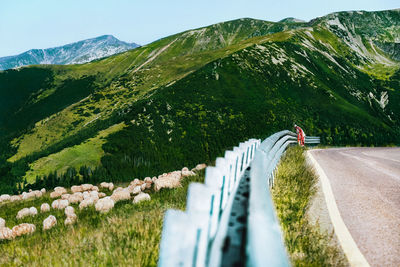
<box><xmin>2</xmin><ymin>18</ymin><xmax>302</xmax><ymax>163</ymax></box>
<box><xmin>0</xmin><ymin>9</ymin><xmax>399</xmax><ymax>193</ymax></box>
<box><xmin>0</xmin><ymin>67</ymin><xmax>97</xmax><ymax>136</ymax></box>
<box><xmin>101</xmin><ymin>32</ymin><xmax>400</xmax><ymax>179</ymax></box>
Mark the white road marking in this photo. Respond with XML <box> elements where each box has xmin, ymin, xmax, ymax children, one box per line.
<box><xmin>307</xmin><ymin>151</ymin><xmax>371</xmax><ymax>267</ymax></box>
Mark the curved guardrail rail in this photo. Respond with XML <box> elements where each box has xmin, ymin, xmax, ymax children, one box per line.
<box><xmin>158</xmin><ymin>130</ymin><xmax>320</xmax><ymax>267</ymax></box>
<box><xmin>158</xmin><ymin>139</ymin><xmax>260</xmax><ymax>267</ymax></box>
<box><xmin>305</xmin><ymin>136</ymin><xmax>321</xmax><ymax>144</ymax></box>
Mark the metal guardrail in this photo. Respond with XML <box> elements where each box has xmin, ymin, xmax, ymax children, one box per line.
<box><xmin>158</xmin><ymin>131</ymin><xmax>320</xmax><ymax>267</ymax></box>
<box><xmin>247</xmin><ymin>130</ymin><xmax>296</xmax><ymax>267</ymax></box>
<box><xmin>305</xmin><ymin>136</ymin><xmax>321</xmax><ymax>144</ymax></box>
<box><xmin>158</xmin><ymin>139</ymin><xmax>260</xmax><ymax>267</ymax></box>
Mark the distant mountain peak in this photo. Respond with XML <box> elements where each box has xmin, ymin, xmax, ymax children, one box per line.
<box><xmin>279</xmin><ymin>17</ymin><xmax>306</xmax><ymax>23</ymax></box>
<box><xmin>0</xmin><ymin>35</ymin><xmax>140</xmax><ymax>70</ymax></box>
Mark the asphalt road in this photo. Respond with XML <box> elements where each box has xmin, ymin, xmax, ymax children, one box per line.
<box><xmin>309</xmin><ymin>147</ymin><xmax>400</xmax><ymax>267</ymax></box>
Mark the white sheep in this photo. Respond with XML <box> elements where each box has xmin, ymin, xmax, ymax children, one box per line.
<box><xmin>152</xmin><ymin>176</ymin><xmax>157</xmax><ymax>182</ymax></box>
<box><xmin>182</xmin><ymin>167</ymin><xmax>196</xmax><ymax>177</ymax></box>
<box><xmin>51</xmin><ymin>199</ymin><xmax>69</xmax><ymax>210</ymax></box>
<box><xmin>191</xmin><ymin>163</ymin><xmax>207</xmax><ymax>173</ymax></box>
<box><xmin>41</xmin><ymin>188</ymin><xmax>46</xmax><ymax>194</ymax></box>
<box><xmin>100</xmin><ymin>182</ymin><xmax>114</xmax><ymax>191</ymax></box>
<box><xmin>89</xmin><ymin>195</ymin><xmax>99</xmax><ymax>203</ymax></box>
<box><xmin>10</xmin><ymin>195</ymin><xmax>21</xmax><ymax>202</ymax></box>
<box><xmin>127</xmin><ymin>184</ymin><xmax>135</xmax><ymax>192</ymax></box>
<box><xmin>133</xmin><ymin>193</ymin><xmax>151</xmax><ymax>204</ymax></box>
<box><xmin>89</xmin><ymin>190</ymin><xmax>99</xmax><ymax>199</ymax></box>
<box><xmin>98</xmin><ymin>192</ymin><xmax>106</xmax><ymax>198</ymax></box>
<box><xmin>64</xmin><ymin>214</ymin><xmax>77</xmax><ymax>225</ymax></box>
<box><xmin>69</xmin><ymin>192</ymin><xmax>83</xmax><ymax>204</ymax></box>
<box><xmin>50</xmin><ymin>191</ymin><xmax>62</xmax><ymax>199</ymax></box>
<box><xmin>33</xmin><ymin>190</ymin><xmax>43</xmax><ymax>198</ymax></box>
<box><xmin>79</xmin><ymin>198</ymin><xmax>95</xmax><ymax>210</ymax></box>
<box><xmin>22</xmin><ymin>191</ymin><xmax>36</xmax><ymax>200</ymax></box>
<box><xmin>43</xmin><ymin>215</ymin><xmax>57</xmax><ymax>230</ymax></box>
<box><xmin>54</xmin><ymin>187</ymin><xmax>67</xmax><ymax>195</ymax></box>
<box><xmin>0</xmin><ymin>217</ymin><xmax>5</xmax><ymax>228</ymax></box>
<box><xmin>61</xmin><ymin>193</ymin><xmax>71</xmax><ymax>200</ymax></box>
<box><xmin>64</xmin><ymin>206</ymin><xmax>75</xmax><ymax>217</ymax></box>
<box><xmin>29</xmin><ymin>207</ymin><xmax>38</xmax><ymax>216</ymax></box>
<box><xmin>140</xmin><ymin>183</ymin><xmax>147</xmax><ymax>191</ymax></box>
<box><xmin>81</xmin><ymin>184</ymin><xmax>93</xmax><ymax>191</ymax></box>
<box><xmin>95</xmin><ymin>197</ymin><xmax>115</xmax><ymax>213</ymax></box>
<box><xmin>83</xmin><ymin>191</ymin><xmax>91</xmax><ymax>200</ymax></box>
<box><xmin>154</xmin><ymin>171</ymin><xmax>182</xmax><ymax>191</ymax></box>
<box><xmin>12</xmin><ymin>223</ymin><xmax>36</xmax><ymax>237</ymax></box>
<box><xmin>138</xmin><ymin>180</ymin><xmax>146</xmax><ymax>186</ymax></box>
<box><xmin>145</xmin><ymin>177</ymin><xmax>153</xmax><ymax>185</ymax></box>
<box><xmin>41</xmin><ymin>203</ymin><xmax>51</xmax><ymax>213</ymax></box>
<box><xmin>108</xmin><ymin>183</ymin><xmax>114</xmax><ymax>191</ymax></box>
<box><xmin>73</xmin><ymin>191</ymin><xmax>84</xmax><ymax>198</ymax></box>
<box><xmin>92</xmin><ymin>186</ymin><xmax>99</xmax><ymax>192</ymax></box>
<box><xmin>110</xmin><ymin>189</ymin><xmax>131</xmax><ymax>202</ymax></box>
<box><xmin>132</xmin><ymin>186</ymin><xmax>141</xmax><ymax>195</ymax></box>
<box><xmin>71</xmin><ymin>185</ymin><xmax>83</xmax><ymax>193</ymax></box>
<box><xmin>16</xmin><ymin>208</ymin><xmax>31</xmax><ymax>219</ymax></box>
<box><xmin>64</xmin><ymin>206</ymin><xmax>77</xmax><ymax>225</ymax></box>
<box><xmin>0</xmin><ymin>227</ymin><xmax>15</xmax><ymax>240</ymax></box>
<box><xmin>113</xmin><ymin>187</ymin><xmax>124</xmax><ymax>193</ymax></box>
<box><xmin>0</xmin><ymin>194</ymin><xmax>11</xmax><ymax>202</ymax></box>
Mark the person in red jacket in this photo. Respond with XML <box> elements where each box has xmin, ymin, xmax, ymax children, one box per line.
<box><xmin>294</xmin><ymin>124</ymin><xmax>305</xmax><ymax>146</ymax></box>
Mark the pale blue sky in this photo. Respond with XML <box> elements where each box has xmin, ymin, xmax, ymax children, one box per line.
<box><xmin>0</xmin><ymin>0</ymin><xmax>398</xmax><ymax>57</ymax></box>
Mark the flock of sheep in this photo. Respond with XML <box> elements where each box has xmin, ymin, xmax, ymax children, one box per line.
<box><xmin>0</xmin><ymin>164</ymin><xmax>206</xmax><ymax>241</ymax></box>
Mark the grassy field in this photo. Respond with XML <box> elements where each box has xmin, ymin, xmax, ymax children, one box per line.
<box><xmin>23</xmin><ymin>123</ymin><xmax>126</xmax><ymax>183</ymax></box>
<box><xmin>271</xmin><ymin>146</ymin><xmax>347</xmax><ymax>267</ymax></box>
<box><xmin>361</xmin><ymin>63</ymin><xmax>400</xmax><ymax>80</ymax></box>
<box><xmin>0</xmin><ymin>171</ymin><xmax>204</xmax><ymax>266</ymax></box>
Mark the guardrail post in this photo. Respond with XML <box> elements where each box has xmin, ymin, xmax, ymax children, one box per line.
<box><xmin>215</xmin><ymin>158</ymin><xmax>230</xmax><ymax>212</ymax></box>
<box><xmin>158</xmin><ymin>210</ymin><xmax>198</xmax><ymax>267</ymax></box>
<box><xmin>224</xmin><ymin>151</ymin><xmax>239</xmax><ymax>196</ymax></box>
<box><xmin>204</xmin><ymin>167</ymin><xmax>224</xmax><ymax>238</ymax></box>
<box><xmin>233</xmin><ymin>146</ymin><xmax>244</xmax><ymax>181</ymax></box>
<box><xmin>186</xmin><ymin>183</ymin><xmax>218</xmax><ymax>267</ymax></box>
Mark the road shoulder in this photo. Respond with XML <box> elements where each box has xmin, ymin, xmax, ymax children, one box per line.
<box><xmin>307</xmin><ymin>150</ymin><xmax>370</xmax><ymax>267</ymax></box>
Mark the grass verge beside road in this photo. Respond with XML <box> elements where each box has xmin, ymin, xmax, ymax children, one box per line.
<box><xmin>272</xmin><ymin>146</ymin><xmax>347</xmax><ymax>267</ymax></box>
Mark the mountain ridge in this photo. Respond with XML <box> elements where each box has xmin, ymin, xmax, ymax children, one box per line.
<box><xmin>0</xmin><ymin>35</ymin><xmax>139</xmax><ymax>70</ymax></box>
